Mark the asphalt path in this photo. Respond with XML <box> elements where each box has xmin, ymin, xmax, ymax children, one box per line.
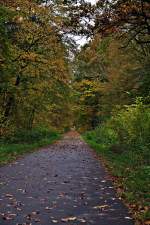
<box><xmin>0</xmin><ymin>132</ymin><xmax>134</xmax><ymax>225</ymax></box>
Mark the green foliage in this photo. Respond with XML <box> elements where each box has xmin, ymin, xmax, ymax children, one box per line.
<box><xmin>3</xmin><ymin>126</ymin><xmax>59</xmax><ymax>144</ymax></box>
<box><xmin>84</xmin><ymin>99</ymin><xmax>150</xmax><ymax>223</ymax></box>
<box><xmin>73</xmin><ymin>79</ymin><xmax>102</xmax><ymax>131</ymax></box>
<box><xmin>0</xmin><ymin>127</ymin><xmax>60</xmax><ymax>165</ymax></box>
<box><xmin>73</xmin><ymin>36</ymin><xmax>141</xmax><ymax>131</ymax></box>
<box><xmin>85</xmin><ymin>125</ymin><xmax>117</xmax><ymax>147</ymax></box>
<box><xmin>110</xmin><ymin>98</ymin><xmax>150</xmax><ymax>152</ymax></box>
<box><xmin>0</xmin><ymin>0</ymin><xmax>72</xmax><ymax>136</ymax></box>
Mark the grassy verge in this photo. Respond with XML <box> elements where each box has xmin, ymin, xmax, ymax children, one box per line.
<box><xmin>83</xmin><ymin>130</ymin><xmax>150</xmax><ymax>225</ymax></box>
<box><xmin>0</xmin><ymin>127</ymin><xmax>60</xmax><ymax>165</ymax></box>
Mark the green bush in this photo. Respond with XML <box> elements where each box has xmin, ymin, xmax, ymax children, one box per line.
<box><xmin>110</xmin><ymin>98</ymin><xmax>150</xmax><ymax>152</ymax></box>
<box><xmin>85</xmin><ymin>125</ymin><xmax>118</xmax><ymax>149</ymax></box>
<box><xmin>2</xmin><ymin>126</ymin><xmax>59</xmax><ymax>144</ymax></box>
<box><xmin>84</xmin><ymin>98</ymin><xmax>150</xmax><ymax>223</ymax></box>
<box><xmin>85</xmin><ymin>98</ymin><xmax>150</xmax><ymax>159</ymax></box>
<box><xmin>94</xmin><ymin>125</ymin><xmax>118</xmax><ymax>145</ymax></box>
<box><xmin>0</xmin><ymin>126</ymin><xmax>60</xmax><ymax>165</ymax></box>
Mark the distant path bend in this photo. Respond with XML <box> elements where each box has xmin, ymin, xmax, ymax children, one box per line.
<box><xmin>0</xmin><ymin>132</ymin><xmax>134</xmax><ymax>225</ymax></box>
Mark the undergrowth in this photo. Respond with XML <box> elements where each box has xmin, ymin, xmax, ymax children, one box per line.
<box><xmin>0</xmin><ymin>126</ymin><xmax>60</xmax><ymax>165</ymax></box>
<box><xmin>84</xmin><ymin>99</ymin><xmax>150</xmax><ymax>225</ymax></box>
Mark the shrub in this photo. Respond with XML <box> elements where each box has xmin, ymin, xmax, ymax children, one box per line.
<box><xmin>85</xmin><ymin>98</ymin><xmax>150</xmax><ymax>159</ymax></box>
<box><xmin>84</xmin><ymin>98</ymin><xmax>150</xmax><ymax>223</ymax></box>
<box><xmin>91</xmin><ymin>125</ymin><xmax>118</xmax><ymax>146</ymax></box>
<box><xmin>110</xmin><ymin>98</ymin><xmax>150</xmax><ymax>152</ymax></box>
<box><xmin>2</xmin><ymin>126</ymin><xmax>59</xmax><ymax>144</ymax></box>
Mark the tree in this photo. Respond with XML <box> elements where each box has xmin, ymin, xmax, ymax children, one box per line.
<box><xmin>0</xmin><ymin>0</ymin><xmax>72</xmax><ymax>135</ymax></box>
<box><xmin>73</xmin><ymin>35</ymin><xmax>140</xmax><ymax>131</ymax></box>
<box><xmin>60</xmin><ymin>0</ymin><xmax>150</xmax><ymax>45</ymax></box>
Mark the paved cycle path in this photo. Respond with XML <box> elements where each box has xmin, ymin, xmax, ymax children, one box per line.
<box><xmin>0</xmin><ymin>132</ymin><xmax>134</xmax><ymax>225</ymax></box>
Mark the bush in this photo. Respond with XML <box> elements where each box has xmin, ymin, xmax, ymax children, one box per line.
<box><xmin>84</xmin><ymin>98</ymin><xmax>150</xmax><ymax>223</ymax></box>
<box><xmin>110</xmin><ymin>98</ymin><xmax>150</xmax><ymax>153</ymax></box>
<box><xmin>2</xmin><ymin>126</ymin><xmax>59</xmax><ymax>144</ymax></box>
<box><xmin>0</xmin><ymin>126</ymin><xmax>60</xmax><ymax>165</ymax></box>
<box><xmin>85</xmin><ymin>125</ymin><xmax>118</xmax><ymax>149</ymax></box>
<box><xmin>85</xmin><ymin>98</ymin><xmax>150</xmax><ymax>159</ymax></box>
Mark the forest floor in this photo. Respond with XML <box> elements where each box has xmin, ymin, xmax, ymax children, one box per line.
<box><xmin>0</xmin><ymin>132</ymin><xmax>134</xmax><ymax>225</ymax></box>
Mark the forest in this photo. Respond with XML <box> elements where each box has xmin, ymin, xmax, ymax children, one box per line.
<box><xmin>0</xmin><ymin>0</ymin><xmax>150</xmax><ymax>224</ymax></box>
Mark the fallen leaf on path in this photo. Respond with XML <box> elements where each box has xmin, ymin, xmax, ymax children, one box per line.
<box><xmin>93</xmin><ymin>205</ymin><xmax>109</xmax><ymax>209</ymax></box>
<box><xmin>32</xmin><ymin>211</ymin><xmax>39</xmax><ymax>215</ymax></box>
<box><xmin>17</xmin><ymin>189</ymin><xmax>26</xmax><ymax>193</ymax></box>
<box><xmin>125</xmin><ymin>216</ymin><xmax>132</xmax><ymax>220</ymax></box>
<box><xmin>59</xmin><ymin>192</ymin><xmax>65</xmax><ymax>197</ymax></box>
<box><xmin>5</xmin><ymin>194</ymin><xmax>13</xmax><ymax>198</ymax></box>
<box><xmin>101</xmin><ymin>180</ymin><xmax>106</xmax><ymax>183</ymax></box>
<box><xmin>52</xmin><ymin>220</ymin><xmax>58</xmax><ymax>223</ymax></box>
<box><xmin>45</xmin><ymin>206</ymin><xmax>52</xmax><ymax>210</ymax></box>
<box><xmin>1</xmin><ymin>213</ymin><xmax>16</xmax><ymax>220</ymax></box>
<box><xmin>16</xmin><ymin>207</ymin><xmax>22</xmax><ymax>211</ymax></box>
<box><xmin>61</xmin><ymin>216</ymin><xmax>77</xmax><ymax>222</ymax></box>
<box><xmin>78</xmin><ymin>218</ymin><xmax>86</xmax><ymax>223</ymax></box>
<box><xmin>34</xmin><ymin>218</ymin><xmax>41</xmax><ymax>222</ymax></box>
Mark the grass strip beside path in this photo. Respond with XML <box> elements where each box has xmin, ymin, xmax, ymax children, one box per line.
<box><xmin>83</xmin><ymin>135</ymin><xmax>150</xmax><ymax>225</ymax></box>
<box><xmin>0</xmin><ymin>131</ymin><xmax>60</xmax><ymax>166</ymax></box>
